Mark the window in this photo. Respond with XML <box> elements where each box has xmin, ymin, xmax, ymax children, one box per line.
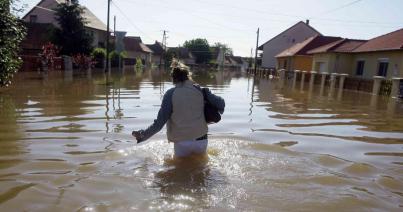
<box><xmin>315</xmin><ymin>62</ymin><xmax>326</xmax><ymax>73</ymax></box>
<box><xmin>356</xmin><ymin>60</ymin><xmax>365</xmax><ymax>76</ymax></box>
<box><xmin>283</xmin><ymin>59</ymin><xmax>287</xmax><ymax>69</ymax></box>
<box><xmin>30</xmin><ymin>15</ymin><xmax>37</xmax><ymax>23</ymax></box>
<box><xmin>377</xmin><ymin>60</ymin><xmax>389</xmax><ymax>77</ymax></box>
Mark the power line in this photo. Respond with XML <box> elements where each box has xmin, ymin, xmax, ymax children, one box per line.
<box><xmin>318</xmin><ymin>0</ymin><xmax>364</xmax><ymax>16</ymax></box>
<box><xmin>110</xmin><ymin>0</ymin><xmax>154</xmax><ymax>40</ymax></box>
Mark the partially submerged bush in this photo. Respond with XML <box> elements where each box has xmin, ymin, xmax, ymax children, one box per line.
<box><xmin>91</xmin><ymin>48</ymin><xmax>106</xmax><ymax>68</ymax></box>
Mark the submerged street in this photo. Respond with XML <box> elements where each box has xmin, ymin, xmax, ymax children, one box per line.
<box><xmin>0</xmin><ymin>69</ymin><xmax>402</xmax><ymax>211</ymax></box>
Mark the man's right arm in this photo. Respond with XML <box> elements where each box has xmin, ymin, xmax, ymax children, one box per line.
<box><xmin>203</xmin><ymin>88</ymin><xmax>225</xmax><ymax>114</ymax></box>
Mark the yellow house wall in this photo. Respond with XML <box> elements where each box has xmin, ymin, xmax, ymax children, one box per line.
<box><xmin>333</xmin><ymin>53</ymin><xmax>354</xmax><ymax>74</ymax></box>
<box><xmin>277</xmin><ymin>56</ymin><xmax>312</xmax><ymax>72</ymax></box>
<box><xmin>352</xmin><ymin>51</ymin><xmax>403</xmax><ymax>79</ymax></box>
<box><xmin>293</xmin><ymin>56</ymin><xmax>313</xmax><ymax>71</ymax></box>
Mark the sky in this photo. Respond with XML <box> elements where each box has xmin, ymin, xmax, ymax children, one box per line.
<box><xmin>21</xmin><ymin>0</ymin><xmax>403</xmax><ymax>56</ymax></box>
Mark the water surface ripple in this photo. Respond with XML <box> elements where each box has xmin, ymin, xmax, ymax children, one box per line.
<box><xmin>0</xmin><ymin>70</ymin><xmax>402</xmax><ymax>211</ymax></box>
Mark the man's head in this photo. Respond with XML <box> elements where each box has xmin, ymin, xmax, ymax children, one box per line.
<box><xmin>170</xmin><ymin>59</ymin><xmax>190</xmax><ymax>84</ymax></box>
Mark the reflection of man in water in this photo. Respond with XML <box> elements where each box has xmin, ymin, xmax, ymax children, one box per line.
<box><xmin>132</xmin><ymin>61</ymin><xmax>225</xmax><ymax>157</ymax></box>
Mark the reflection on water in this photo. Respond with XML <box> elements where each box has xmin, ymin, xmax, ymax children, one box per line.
<box><xmin>0</xmin><ymin>69</ymin><xmax>402</xmax><ymax>211</ymax></box>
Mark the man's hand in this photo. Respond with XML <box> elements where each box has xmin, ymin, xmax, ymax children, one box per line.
<box><xmin>132</xmin><ymin>130</ymin><xmax>144</xmax><ymax>143</ymax></box>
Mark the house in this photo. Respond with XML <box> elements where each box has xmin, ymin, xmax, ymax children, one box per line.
<box><xmin>123</xmin><ymin>36</ymin><xmax>153</xmax><ymax>66</ymax></box>
<box><xmin>308</xmin><ymin>28</ymin><xmax>403</xmax><ymax>79</ymax></box>
<box><xmin>351</xmin><ymin>28</ymin><xmax>403</xmax><ymax>79</ymax></box>
<box><xmin>22</xmin><ymin>0</ymin><xmax>108</xmax><ymax>48</ymax></box>
<box><xmin>276</xmin><ymin>35</ymin><xmax>342</xmax><ymax>72</ymax></box>
<box><xmin>307</xmin><ymin>38</ymin><xmax>367</xmax><ymax>75</ymax></box>
<box><xmin>258</xmin><ymin>20</ymin><xmax>321</xmax><ymax>69</ymax></box>
<box><xmin>146</xmin><ymin>41</ymin><xmax>165</xmax><ymax>66</ymax></box>
<box><xmin>167</xmin><ymin>47</ymin><xmax>196</xmax><ymax>66</ymax></box>
<box><xmin>20</xmin><ymin>22</ymin><xmax>55</xmax><ymax>55</ymax></box>
<box><xmin>221</xmin><ymin>56</ymin><xmax>248</xmax><ymax>70</ymax></box>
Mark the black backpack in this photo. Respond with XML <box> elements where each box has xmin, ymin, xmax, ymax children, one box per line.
<box><xmin>202</xmin><ymin>88</ymin><xmax>221</xmax><ymax>124</ymax></box>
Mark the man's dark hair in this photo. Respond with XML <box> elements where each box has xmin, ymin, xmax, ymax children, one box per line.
<box><xmin>171</xmin><ymin>67</ymin><xmax>189</xmax><ymax>84</ymax></box>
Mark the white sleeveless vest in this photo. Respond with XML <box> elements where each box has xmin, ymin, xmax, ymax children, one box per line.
<box><xmin>167</xmin><ymin>80</ymin><xmax>208</xmax><ymax>142</ymax></box>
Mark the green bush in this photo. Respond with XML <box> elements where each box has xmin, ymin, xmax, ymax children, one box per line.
<box><xmin>0</xmin><ymin>0</ymin><xmax>26</xmax><ymax>87</ymax></box>
<box><xmin>109</xmin><ymin>51</ymin><xmax>119</xmax><ymax>67</ymax></box>
<box><xmin>135</xmin><ymin>57</ymin><xmax>143</xmax><ymax>71</ymax></box>
<box><xmin>91</xmin><ymin>48</ymin><xmax>106</xmax><ymax>68</ymax></box>
<box><xmin>108</xmin><ymin>50</ymin><xmax>127</xmax><ymax>68</ymax></box>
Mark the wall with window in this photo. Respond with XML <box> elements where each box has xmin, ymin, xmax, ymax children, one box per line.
<box><xmin>352</xmin><ymin>51</ymin><xmax>403</xmax><ymax>79</ymax></box>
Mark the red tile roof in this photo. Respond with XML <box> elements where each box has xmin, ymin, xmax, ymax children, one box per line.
<box><xmin>353</xmin><ymin>28</ymin><xmax>403</xmax><ymax>52</ymax></box>
<box><xmin>308</xmin><ymin>39</ymin><xmax>367</xmax><ymax>54</ymax></box>
<box><xmin>276</xmin><ymin>35</ymin><xmax>342</xmax><ymax>57</ymax></box>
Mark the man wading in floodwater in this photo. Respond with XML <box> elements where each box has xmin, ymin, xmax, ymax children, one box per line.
<box><xmin>132</xmin><ymin>61</ymin><xmax>225</xmax><ymax>157</ymax></box>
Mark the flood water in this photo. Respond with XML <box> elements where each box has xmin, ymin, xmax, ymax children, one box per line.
<box><xmin>0</xmin><ymin>69</ymin><xmax>402</xmax><ymax>211</ymax></box>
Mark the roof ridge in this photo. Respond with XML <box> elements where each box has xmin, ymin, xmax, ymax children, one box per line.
<box><xmin>369</xmin><ymin>28</ymin><xmax>403</xmax><ymax>41</ymax></box>
<box><xmin>258</xmin><ymin>21</ymin><xmax>321</xmax><ymax>49</ymax></box>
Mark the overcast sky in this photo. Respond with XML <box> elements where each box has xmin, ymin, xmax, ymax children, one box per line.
<box><xmin>22</xmin><ymin>0</ymin><xmax>403</xmax><ymax>56</ymax></box>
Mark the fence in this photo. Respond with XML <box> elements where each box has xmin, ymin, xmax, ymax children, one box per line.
<box><xmin>19</xmin><ymin>55</ymin><xmax>63</xmax><ymax>72</ymax></box>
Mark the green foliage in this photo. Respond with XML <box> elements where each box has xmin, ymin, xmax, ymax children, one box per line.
<box><xmin>109</xmin><ymin>50</ymin><xmax>127</xmax><ymax>67</ymax></box>
<box><xmin>135</xmin><ymin>58</ymin><xmax>143</xmax><ymax>71</ymax></box>
<box><xmin>183</xmin><ymin>38</ymin><xmax>212</xmax><ymax>64</ymax></box>
<box><xmin>109</xmin><ymin>50</ymin><xmax>119</xmax><ymax>67</ymax></box>
<box><xmin>212</xmin><ymin>42</ymin><xmax>233</xmax><ymax>56</ymax></box>
<box><xmin>53</xmin><ymin>0</ymin><xmax>93</xmax><ymax>56</ymax></box>
<box><xmin>0</xmin><ymin>0</ymin><xmax>26</xmax><ymax>87</ymax></box>
<box><xmin>91</xmin><ymin>48</ymin><xmax>106</xmax><ymax>68</ymax></box>
<box><xmin>120</xmin><ymin>51</ymin><xmax>127</xmax><ymax>59</ymax></box>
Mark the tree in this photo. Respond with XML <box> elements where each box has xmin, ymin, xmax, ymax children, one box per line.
<box><xmin>213</xmin><ymin>42</ymin><xmax>233</xmax><ymax>56</ymax></box>
<box><xmin>0</xmin><ymin>0</ymin><xmax>26</xmax><ymax>87</ymax></box>
<box><xmin>183</xmin><ymin>38</ymin><xmax>212</xmax><ymax>64</ymax></box>
<box><xmin>53</xmin><ymin>0</ymin><xmax>93</xmax><ymax>56</ymax></box>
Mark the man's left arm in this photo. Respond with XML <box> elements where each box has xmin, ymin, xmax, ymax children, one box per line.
<box><xmin>133</xmin><ymin>88</ymin><xmax>174</xmax><ymax>143</ymax></box>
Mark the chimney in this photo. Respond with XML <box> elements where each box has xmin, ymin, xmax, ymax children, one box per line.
<box><xmin>306</xmin><ymin>19</ymin><xmax>310</xmax><ymax>25</ymax></box>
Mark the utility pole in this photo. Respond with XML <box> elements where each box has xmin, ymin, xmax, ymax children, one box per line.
<box><xmin>105</xmin><ymin>0</ymin><xmax>111</xmax><ymax>73</ymax></box>
<box><xmin>113</xmin><ymin>15</ymin><xmax>116</xmax><ymax>35</ymax></box>
<box><xmin>160</xmin><ymin>30</ymin><xmax>167</xmax><ymax>67</ymax></box>
<box><xmin>221</xmin><ymin>46</ymin><xmax>225</xmax><ymax>71</ymax></box>
<box><xmin>250</xmin><ymin>48</ymin><xmax>253</xmax><ymax>69</ymax></box>
<box><xmin>254</xmin><ymin>27</ymin><xmax>260</xmax><ymax>74</ymax></box>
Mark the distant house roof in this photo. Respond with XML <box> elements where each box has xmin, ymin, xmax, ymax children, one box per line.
<box><xmin>258</xmin><ymin>21</ymin><xmax>322</xmax><ymax>50</ymax></box>
<box><xmin>352</xmin><ymin>28</ymin><xmax>403</xmax><ymax>53</ymax></box>
<box><xmin>146</xmin><ymin>41</ymin><xmax>164</xmax><ymax>55</ymax></box>
<box><xmin>168</xmin><ymin>47</ymin><xmax>195</xmax><ymax>60</ymax></box>
<box><xmin>124</xmin><ymin>36</ymin><xmax>153</xmax><ymax>53</ymax></box>
<box><xmin>276</xmin><ymin>35</ymin><xmax>342</xmax><ymax>57</ymax></box>
<box><xmin>229</xmin><ymin>56</ymin><xmax>244</xmax><ymax>64</ymax></box>
<box><xmin>308</xmin><ymin>38</ymin><xmax>367</xmax><ymax>54</ymax></box>
<box><xmin>22</xmin><ymin>0</ymin><xmax>108</xmax><ymax>31</ymax></box>
<box><xmin>81</xmin><ymin>6</ymin><xmax>108</xmax><ymax>31</ymax></box>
